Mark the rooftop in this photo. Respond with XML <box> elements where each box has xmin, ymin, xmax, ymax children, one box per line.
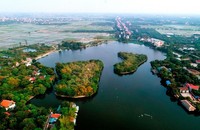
<box><xmin>0</xmin><ymin>100</ymin><xmax>15</xmax><ymax>108</ymax></box>
<box><xmin>51</xmin><ymin>113</ymin><xmax>61</xmax><ymax>119</ymax></box>
<box><xmin>186</xmin><ymin>83</ymin><xmax>199</xmax><ymax>91</ymax></box>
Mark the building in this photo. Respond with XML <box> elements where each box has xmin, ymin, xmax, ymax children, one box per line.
<box><xmin>26</xmin><ymin>62</ymin><xmax>31</xmax><ymax>67</ymax></box>
<box><xmin>0</xmin><ymin>100</ymin><xmax>16</xmax><ymax>111</ymax></box>
<box><xmin>179</xmin><ymin>86</ymin><xmax>189</xmax><ymax>93</ymax></box>
<box><xmin>185</xmin><ymin>83</ymin><xmax>199</xmax><ymax>91</ymax></box>
<box><xmin>151</xmin><ymin>38</ymin><xmax>164</xmax><ymax>47</ymax></box>
<box><xmin>49</xmin><ymin>113</ymin><xmax>61</xmax><ymax>124</ymax></box>
<box><xmin>166</xmin><ymin>80</ymin><xmax>171</xmax><ymax>86</ymax></box>
<box><xmin>154</xmin><ymin>41</ymin><xmax>164</xmax><ymax>47</ymax></box>
<box><xmin>180</xmin><ymin>100</ymin><xmax>196</xmax><ymax>112</ymax></box>
<box><xmin>29</xmin><ymin>77</ymin><xmax>36</xmax><ymax>83</ymax></box>
<box><xmin>190</xmin><ymin>63</ymin><xmax>198</xmax><ymax>68</ymax></box>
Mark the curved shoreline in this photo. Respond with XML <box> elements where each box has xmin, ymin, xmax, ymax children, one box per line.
<box><xmin>114</xmin><ymin>56</ymin><xmax>147</xmax><ymax>75</ymax></box>
<box><xmin>35</xmin><ymin>49</ymin><xmax>57</xmax><ymax>60</ymax></box>
<box><xmin>55</xmin><ymin>92</ymin><xmax>93</xmax><ymax>99</ymax></box>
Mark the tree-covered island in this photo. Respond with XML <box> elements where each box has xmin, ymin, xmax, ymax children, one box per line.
<box><xmin>55</xmin><ymin>60</ymin><xmax>104</xmax><ymax>98</ymax></box>
<box><xmin>114</xmin><ymin>52</ymin><xmax>147</xmax><ymax>75</ymax></box>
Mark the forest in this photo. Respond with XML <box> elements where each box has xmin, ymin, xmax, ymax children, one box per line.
<box><xmin>60</xmin><ymin>39</ymin><xmax>109</xmax><ymax>50</ymax></box>
<box><xmin>55</xmin><ymin>60</ymin><xmax>104</xmax><ymax>97</ymax></box>
<box><xmin>0</xmin><ymin>45</ymin><xmax>56</xmax><ymax>129</ymax></box>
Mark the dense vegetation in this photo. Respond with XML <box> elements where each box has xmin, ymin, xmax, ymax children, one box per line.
<box><xmin>55</xmin><ymin>60</ymin><xmax>104</xmax><ymax>97</ymax></box>
<box><xmin>60</xmin><ymin>40</ymin><xmax>108</xmax><ymax>50</ymax></box>
<box><xmin>0</xmin><ymin>61</ymin><xmax>55</xmax><ymax>102</ymax></box>
<box><xmin>114</xmin><ymin>52</ymin><xmax>147</xmax><ymax>75</ymax></box>
<box><xmin>0</xmin><ymin>46</ymin><xmax>56</xmax><ymax>103</ymax></box>
<box><xmin>0</xmin><ymin>104</ymin><xmax>49</xmax><ymax>130</ymax></box>
<box><xmin>151</xmin><ymin>57</ymin><xmax>200</xmax><ymax>89</ymax></box>
<box><xmin>0</xmin><ymin>44</ymin><xmax>56</xmax><ymax>129</ymax></box>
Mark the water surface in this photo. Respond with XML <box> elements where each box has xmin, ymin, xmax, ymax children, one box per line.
<box><xmin>31</xmin><ymin>42</ymin><xmax>200</xmax><ymax>130</ymax></box>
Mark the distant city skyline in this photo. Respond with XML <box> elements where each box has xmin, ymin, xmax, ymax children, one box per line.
<box><xmin>0</xmin><ymin>0</ymin><xmax>199</xmax><ymax>15</ymax></box>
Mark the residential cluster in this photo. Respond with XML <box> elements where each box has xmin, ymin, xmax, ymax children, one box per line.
<box><xmin>179</xmin><ymin>83</ymin><xmax>199</xmax><ymax>111</ymax></box>
<box><xmin>115</xmin><ymin>17</ymin><xmax>132</xmax><ymax>40</ymax></box>
<box><xmin>139</xmin><ymin>37</ymin><xmax>164</xmax><ymax>47</ymax></box>
<box><xmin>152</xmin><ymin>64</ymin><xmax>200</xmax><ymax>112</ymax></box>
<box><xmin>0</xmin><ymin>16</ymin><xmax>71</xmax><ymax>25</ymax></box>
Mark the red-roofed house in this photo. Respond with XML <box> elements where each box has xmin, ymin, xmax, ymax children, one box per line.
<box><xmin>186</xmin><ymin>83</ymin><xmax>199</xmax><ymax>91</ymax></box>
<box><xmin>0</xmin><ymin>100</ymin><xmax>16</xmax><ymax>111</ymax></box>
<box><xmin>49</xmin><ymin>113</ymin><xmax>61</xmax><ymax>124</ymax></box>
<box><xmin>51</xmin><ymin>113</ymin><xmax>61</xmax><ymax>119</ymax></box>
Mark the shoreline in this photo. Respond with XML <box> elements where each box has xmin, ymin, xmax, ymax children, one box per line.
<box><xmin>55</xmin><ymin>92</ymin><xmax>88</xmax><ymax>98</ymax></box>
<box><xmin>35</xmin><ymin>40</ymin><xmax>115</xmax><ymax>60</ymax></box>
<box><xmin>35</xmin><ymin>49</ymin><xmax>57</xmax><ymax>60</ymax></box>
<box><xmin>114</xmin><ymin>57</ymin><xmax>148</xmax><ymax>75</ymax></box>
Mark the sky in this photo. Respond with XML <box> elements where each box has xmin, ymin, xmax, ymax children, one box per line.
<box><xmin>0</xmin><ymin>0</ymin><xmax>199</xmax><ymax>14</ymax></box>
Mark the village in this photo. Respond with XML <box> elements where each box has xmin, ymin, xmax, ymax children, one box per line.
<box><xmin>151</xmin><ymin>43</ymin><xmax>200</xmax><ymax>112</ymax></box>
<box><xmin>114</xmin><ymin>15</ymin><xmax>200</xmax><ymax>113</ymax></box>
<box><xmin>115</xmin><ymin>16</ymin><xmax>132</xmax><ymax>41</ymax></box>
<box><xmin>0</xmin><ymin>44</ymin><xmax>79</xmax><ymax>129</ymax></box>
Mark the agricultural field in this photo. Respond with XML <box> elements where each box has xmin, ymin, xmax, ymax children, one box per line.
<box><xmin>0</xmin><ymin>20</ymin><xmax>114</xmax><ymax>49</ymax></box>
<box><xmin>141</xmin><ymin>24</ymin><xmax>200</xmax><ymax>37</ymax></box>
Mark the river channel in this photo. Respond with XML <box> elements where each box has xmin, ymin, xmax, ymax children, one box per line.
<box><xmin>31</xmin><ymin>41</ymin><xmax>200</xmax><ymax>130</ymax></box>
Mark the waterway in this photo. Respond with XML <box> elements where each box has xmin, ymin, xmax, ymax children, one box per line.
<box><xmin>31</xmin><ymin>41</ymin><xmax>200</xmax><ymax>130</ymax></box>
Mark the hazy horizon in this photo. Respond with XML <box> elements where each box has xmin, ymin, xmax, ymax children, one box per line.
<box><xmin>0</xmin><ymin>0</ymin><xmax>199</xmax><ymax>15</ymax></box>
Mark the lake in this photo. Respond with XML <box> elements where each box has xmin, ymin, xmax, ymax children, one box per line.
<box><xmin>31</xmin><ymin>41</ymin><xmax>200</xmax><ymax>130</ymax></box>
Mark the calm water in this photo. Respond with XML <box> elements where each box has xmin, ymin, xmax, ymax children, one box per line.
<box><xmin>31</xmin><ymin>42</ymin><xmax>200</xmax><ymax>130</ymax></box>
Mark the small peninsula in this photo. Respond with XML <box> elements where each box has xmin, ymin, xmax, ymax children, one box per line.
<box><xmin>55</xmin><ymin>60</ymin><xmax>104</xmax><ymax>98</ymax></box>
<box><xmin>114</xmin><ymin>52</ymin><xmax>147</xmax><ymax>75</ymax></box>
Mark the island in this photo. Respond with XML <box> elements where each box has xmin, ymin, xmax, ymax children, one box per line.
<box><xmin>55</xmin><ymin>60</ymin><xmax>104</xmax><ymax>98</ymax></box>
<box><xmin>114</xmin><ymin>52</ymin><xmax>147</xmax><ymax>75</ymax></box>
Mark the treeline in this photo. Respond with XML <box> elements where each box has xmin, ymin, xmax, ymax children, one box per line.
<box><xmin>60</xmin><ymin>41</ymin><xmax>84</xmax><ymax>50</ymax></box>
<box><xmin>114</xmin><ymin>52</ymin><xmax>147</xmax><ymax>75</ymax></box>
<box><xmin>55</xmin><ymin>60</ymin><xmax>104</xmax><ymax>97</ymax></box>
<box><xmin>90</xmin><ymin>22</ymin><xmax>114</xmax><ymax>26</ymax></box>
<box><xmin>60</xmin><ymin>40</ymin><xmax>106</xmax><ymax>50</ymax></box>
<box><xmin>64</xmin><ymin>30</ymin><xmax>114</xmax><ymax>33</ymax></box>
<box><xmin>0</xmin><ymin>103</ymin><xmax>49</xmax><ymax>130</ymax></box>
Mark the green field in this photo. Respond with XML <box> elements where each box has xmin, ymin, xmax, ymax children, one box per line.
<box><xmin>0</xmin><ymin>20</ymin><xmax>114</xmax><ymax>48</ymax></box>
<box><xmin>141</xmin><ymin>24</ymin><xmax>200</xmax><ymax>37</ymax></box>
